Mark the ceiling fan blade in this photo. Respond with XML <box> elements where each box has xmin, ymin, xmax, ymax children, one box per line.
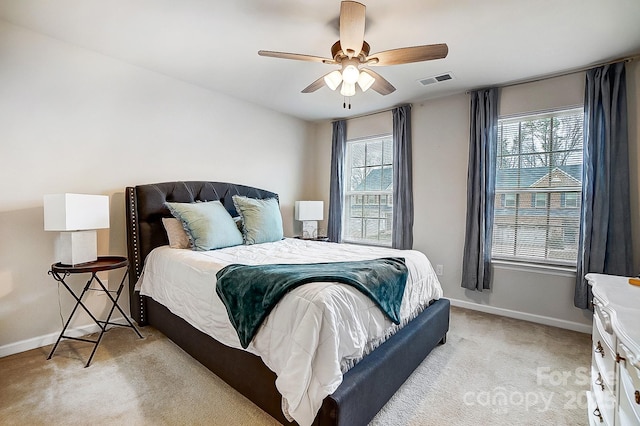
<box><xmin>258</xmin><ymin>50</ymin><xmax>335</xmax><ymax>64</ymax></box>
<box><xmin>361</xmin><ymin>69</ymin><xmax>396</xmax><ymax>95</ymax></box>
<box><xmin>301</xmin><ymin>74</ymin><xmax>328</xmax><ymax>93</ymax></box>
<box><xmin>339</xmin><ymin>1</ymin><xmax>366</xmax><ymax>58</ymax></box>
<box><xmin>368</xmin><ymin>43</ymin><xmax>448</xmax><ymax>66</ymax></box>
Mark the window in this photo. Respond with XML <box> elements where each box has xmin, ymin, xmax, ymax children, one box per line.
<box><xmin>533</xmin><ymin>193</ymin><xmax>547</xmax><ymax>208</ymax></box>
<box><xmin>562</xmin><ymin>192</ymin><xmax>580</xmax><ymax>208</ymax></box>
<box><xmin>492</xmin><ymin>108</ymin><xmax>584</xmax><ymax>265</ymax></box>
<box><xmin>342</xmin><ymin>135</ymin><xmax>393</xmax><ymax>245</ymax></box>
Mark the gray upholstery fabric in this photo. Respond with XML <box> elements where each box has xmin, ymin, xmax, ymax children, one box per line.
<box><xmin>461</xmin><ymin>88</ymin><xmax>498</xmax><ymax>291</ymax></box>
<box><xmin>575</xmin><ymin>61</ymin><xmax>633</xmax><ymax>308</ymax></box>
<box><xmin>392</xmin><ymin>105</ymin><xmax>414</xmax><ymax>250</ymax></box>
<box><xmin>328</xmin><ymin>120</ymin><xmax>346</xmax><ymax>243</ymax></box>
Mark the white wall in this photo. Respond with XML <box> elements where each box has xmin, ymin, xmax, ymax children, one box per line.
<box><xmin>0</xmin><ymin>21</ymin><xmax>314</xmax><ymax>353</ymax></box>
<box><xmin>311</xmin><ymin>62</ymin><xmax>640</xmax><ymax>333</ymax></box>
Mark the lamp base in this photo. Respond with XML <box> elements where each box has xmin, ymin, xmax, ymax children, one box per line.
<box><xmin>55</xmin><ymin>230</ymin><xmax>98</xmax><ymax>265</ymax></box>
<box><xmin>301</xmin><ymin>221</ymin><xmax>318</xmax><ymax>239</ymax></box>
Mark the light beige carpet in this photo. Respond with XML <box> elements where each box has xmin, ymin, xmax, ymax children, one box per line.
<box><xmin>0</xmin><ymin>307</ymin><xmax>591</xmax><ymax>425</ymax></box>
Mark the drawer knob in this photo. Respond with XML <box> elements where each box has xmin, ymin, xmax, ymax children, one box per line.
<box><xmin>595</xmin><ymin>341</ymin><xmax>605</xmax><ymax>357</ymax></box>
<box><xmin>595</xmin><ymin>373</ymin><xmax>604</xmax><ymax>391</ymax></box>
<box><xmin>593</xmin><ymin>407</ymin><xmax>603</xmax><ymax>423</ymax></box>
<box><xmin>635</xmin><ymin>390</ymin><xmax>639</xmax><ymax>405</ymax></box>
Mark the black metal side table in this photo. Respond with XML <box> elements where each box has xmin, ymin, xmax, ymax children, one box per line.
<box><xmin>47</xmin><ymin>256</ymin><xmax>143</xmax><ymax>367</ymax></box>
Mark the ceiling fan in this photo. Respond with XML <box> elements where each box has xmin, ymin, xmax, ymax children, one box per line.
<box><xmin>258</xmin><ymin>1</ymin><xmax>448</xmax><ymax>105</ymax></box>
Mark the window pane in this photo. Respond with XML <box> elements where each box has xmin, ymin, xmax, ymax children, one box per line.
<box><xmin>365</xmin><ymin>219</ymin><xmax>380</xmax><ymax>240</ymax></box>
<box><xmin>383</xmin><ymin>139</ymin><xmax>393</xmax><ymax>165</ymax></box>
<box><xmin>349</xmin><ymin>195</ymin><xmax>363</xmax><ymax>217</ymax></box>
<box><xmin>382</xmin><ymin>166</ymin><xmax>393</xmax><ymax>191</ymax></box>
<box><xmin>498</xmin><ymin>122</ymin><xmax>520</xmax><ymax>158</ymax></box>
<box><xmin>351</xmin><ymin>142</ymin><xmax>365</xmax><ymax>167</ymax></box>
<box><xmin>347</xmin><ymin>218</ymin><xmax>363</xmax><ymax>239</ymax></box>
<box><xmin>364</xmin><ymin>196</ymin><xmax>380</xmax><ymax>218</ymax></box>
<box><xmin>553</xmin><ymin>115</ymin><xmax>583</xmax><ymax>152</ymax></box>
<box><xmin>365</xmin><ymin>166</ymin><xmax>382</xmax><ymax>190</ymax></box>
<box><xmin>350</xmin><ymin>167</ymin><xmax>366</xmax><ymax>191</ymax></box>
<box><xmin>366</xmin><ymin>140</ymin><xmax>383</xmax><ymax>166</ymax></box>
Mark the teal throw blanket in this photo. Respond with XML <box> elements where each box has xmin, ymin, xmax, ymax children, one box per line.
<box><xmin>216</xmin><ymin>257</ymin><xmax>408</xmax><ymax>348</ymax></box>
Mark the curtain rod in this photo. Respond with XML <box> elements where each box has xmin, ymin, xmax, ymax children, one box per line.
<box><xmin>466</xmin><ymin>53</ymin><xmax>640</xmax><ymax>94</ymax></box>
<box><xmin>331</xmin><ymin>104</ymin><xmax>404</xmax><ymax>122</ymax></box>
<box><xmin>333</xmin><ymin>53</ymin><xmax>639</xmax><ymax>122</ymax></box>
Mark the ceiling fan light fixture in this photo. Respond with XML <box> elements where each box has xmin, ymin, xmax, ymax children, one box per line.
<box><xmin>357</xmin><ymin>71</ymin><xmax>375</xmax><ymax>92</ymax></box>
<box><xmin>324</xmin><ymin>70</ymin><xmax>343</xmax><ymax>91</ymax></box>
<box><xmin>340</xmin><ymin>81</ymin><xmax>356</xmax><ymax>97</ymax></box>
<box><xmin>342</xmin><ymin>65</ymin><xmax>360</xmax><ymax>84</ymax></box>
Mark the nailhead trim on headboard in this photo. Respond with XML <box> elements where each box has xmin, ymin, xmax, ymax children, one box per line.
<box><xmin>125</xmin><ymin>181</ymin><xmax>279</xmax><ymax>327</ymax></box>
<box><xmin>126</xmin><ymin>186</ymin><xmax>147</xmax><ymax>324</ymax></box>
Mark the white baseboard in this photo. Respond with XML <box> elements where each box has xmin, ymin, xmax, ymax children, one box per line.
<box><xmin>448</xmin><ymin>298</ymin><xmax>592</xmax><ymax>334</ymax></box>
<box><xmin>0</xmin><ymin>316</ymin><xmax>128</xmax><ymax>358</ymax></box>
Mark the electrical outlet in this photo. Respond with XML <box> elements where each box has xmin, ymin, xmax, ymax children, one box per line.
<box><xmin>435</xmin><ymin>264</ymin><xmax>444</xmax><ymax>276</ymax></box>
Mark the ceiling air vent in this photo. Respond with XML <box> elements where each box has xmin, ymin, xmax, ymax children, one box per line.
<box><xmin>418</xmin><ymin>72</ymin><xmax>453</xmax><ymax>86</ymax></box>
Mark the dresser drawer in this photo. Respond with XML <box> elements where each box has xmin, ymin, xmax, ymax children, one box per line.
<box><xmin>619</xmin><ymin>369</ymin><xmax>640</xmax><ymax>425</ymax></box>
<box><xmin>592</xmin><ymin>319</ymin><xmax>616</xmax><ymax>393</ymax></box>
<box><xmin>619</xmin><ymin>343</ymin><xmax>640</xmax><ymax>424</ymax></box>
<box><xmin>587</xmin><ymin>390</ymin><xmax>611</xmax><ymax>426</ymax></box>
<box><xmin>590</xmin><ymin>367</ymin><xmax>615</xmax><ymax>425</ymax></box>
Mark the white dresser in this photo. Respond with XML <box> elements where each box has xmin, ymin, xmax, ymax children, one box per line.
<box><xmin>586</xmin><ymin>273</ymin><xmax>640</xmax><ymax>426</ymax></box>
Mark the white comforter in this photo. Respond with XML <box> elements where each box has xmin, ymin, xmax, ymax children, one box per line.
<box><xmin>137</xmin><ymin>238</ymin><xmax>442</xmax><ymax>425</ymax></box>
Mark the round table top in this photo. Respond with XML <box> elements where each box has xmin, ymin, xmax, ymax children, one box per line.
<box><xmin>51</xmin><ymin>256</ymin><xmax>128</xmax><ymax>274</ymax></box>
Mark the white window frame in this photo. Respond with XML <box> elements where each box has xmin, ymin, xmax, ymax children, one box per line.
<box><xmin>342</xmin><ymin>134</ymin><xmax>393</xmax><ymax>246</ymax></box>
<box><xmin>491</xmin><ymin>107</ymin><xmax>584</xmax><ymax>267</ymax></box>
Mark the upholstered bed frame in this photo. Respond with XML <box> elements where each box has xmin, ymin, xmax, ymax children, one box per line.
<box><xmin>125</xmin><ymin>181</ymin><xmax>450</xmax><ymax>426</ymax></box>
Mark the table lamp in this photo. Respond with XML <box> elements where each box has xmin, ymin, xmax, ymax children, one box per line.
<box><xmin>295</xmin><ymin>201</ymin><xmax>324</xmax><ymax>239</ymax></box>
<box><xmin>44</xmin><ymin>193</ymin><xmax>110</xmax><ymax>265</ymax></box>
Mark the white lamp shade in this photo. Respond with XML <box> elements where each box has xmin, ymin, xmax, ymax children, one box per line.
<box><xmin>324</xmin><ymin>70</ymin><xmax>343</xmax><ymax>91</ymax></box>
<box><xmin>295</xmin><ymin>201</ymin><xmax>324</xmax><ymax>221</ymax></box>
<box><xmin>340</xmin><ymin>82</ymin><xmax>356</xmax><ymax>97</ymax></box>
<box><xmin>357</xmin><ymin>71</ymin><xmax>375</xmax><ymax>92</ymax></box>
<box><xmin>44</xmin><ymin>194</ymin><xmax>110</xmax><ymax>231</ymax></box>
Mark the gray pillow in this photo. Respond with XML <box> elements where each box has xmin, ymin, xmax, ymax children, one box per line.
<box><xmin>162</xmin><ymin>217</ymin><xmax>191</xmax><ymax>249</ymax></box>
<box><xmin>232</xmin><ymin>196</ymin><xmax>284</xmax><ymax>245</ymax></box>
<box><xmin>165</xmin><ymin>201</ymin><xmax>243</xmax><ymax>251</ymax></box>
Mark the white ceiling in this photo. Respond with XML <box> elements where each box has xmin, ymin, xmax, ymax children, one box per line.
<box><xmin>1</xmin><ymin>0</ymin><xmax>639</xmax><ymax>122</ymax></box>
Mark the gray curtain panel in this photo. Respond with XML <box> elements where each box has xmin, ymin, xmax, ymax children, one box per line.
<box><xmin>327</xmin><ymin>120</ymin><xmax>346</xmax><ymax>242</ymax></box>
<box><xmin>461</xmin><ymin>88</ymin><xmax>498</xmax><ymax>291</ymax></box>
<box><xmin>392</xmin><ymin>105</ymin><xmax>414</xmax><ymax>250</ymax></box>
<box><xmin>575</xmin><ymin>61</ymin><xmax>633</xmax><ymax>309</ymax></box>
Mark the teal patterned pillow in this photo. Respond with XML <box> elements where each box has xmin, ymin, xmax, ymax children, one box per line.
<box><xmin>165</xmin><ymin>201</ymin><xmax>243</xmax><ymax>251</ymax></box>
<box><xmin>232</xmin><ymin>196</ymin><xmax>284</xmax><ymax>245</ymax></box>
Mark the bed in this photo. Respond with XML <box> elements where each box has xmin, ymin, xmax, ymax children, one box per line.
<box><xmin>125</xmin><ymin>181</ymin><xmax>450</xmax><ymax>426</ymax></box>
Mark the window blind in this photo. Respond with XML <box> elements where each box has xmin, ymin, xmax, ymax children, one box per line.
<box><xmin>492</xmin><ymin>108</ymin><xmax>584</xmax><ymax>265</ymax></box>
<box><xmin>343</xmin><ymin>135</ymin><xmax>393</xmax><ymax>245</ymax></box>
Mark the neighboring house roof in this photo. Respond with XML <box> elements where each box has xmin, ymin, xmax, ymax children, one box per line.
<box><xmin>496</xmin><ymin>164</ymin><xmax>582</xmax><ymax>189</ymax></box>
<box><xmin>354</xmin><ymin>167</ymin><xmax>393</xmax><ymax>191</ymax></box>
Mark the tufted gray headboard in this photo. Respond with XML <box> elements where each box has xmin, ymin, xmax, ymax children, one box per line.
<box><xmin>125</xmin><ymin>181</ymin><xmax>278</xmax><ymax>324</ymax></box>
